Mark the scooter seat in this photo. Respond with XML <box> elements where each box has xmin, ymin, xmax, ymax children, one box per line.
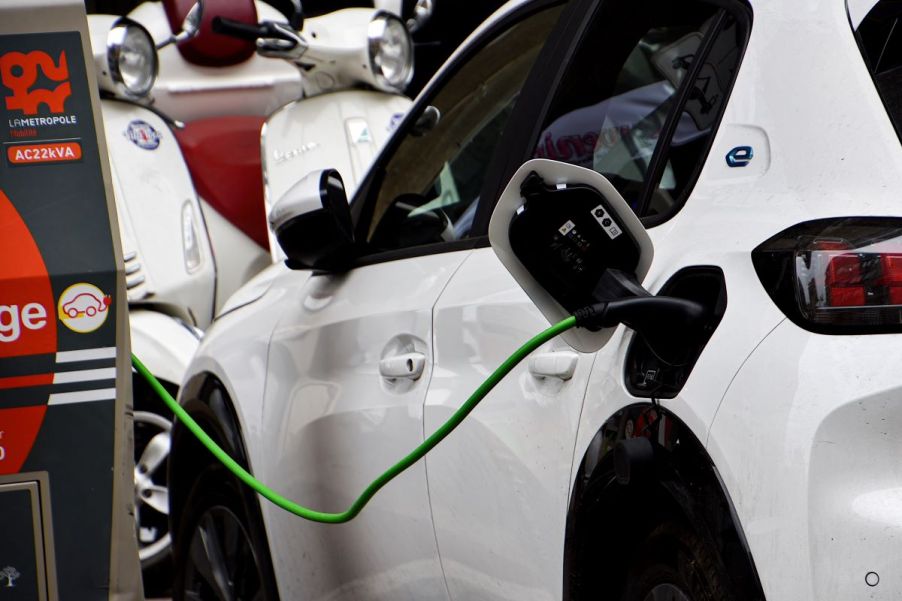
<box><xmin>175</xmin><ymin>116</ymin><xmax>269</xmax><ymax>250</ymax></box>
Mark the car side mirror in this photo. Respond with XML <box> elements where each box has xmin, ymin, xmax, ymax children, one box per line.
<box><xmin>269</xmin><ymin>169</ymin><xmax>355</xmax><ymax>271</ymax></box>
<box><xmin>369</xmin><ymin>193</ymin><xmax>454</xmax><ymax>251</ymax></box>
<box><xmin>489</xmin><ymin>159</ymin><xmax>654</xmax><ymax>353</ymax></box>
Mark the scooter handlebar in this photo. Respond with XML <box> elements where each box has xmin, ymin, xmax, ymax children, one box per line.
<box><xmin>211</xmin><ymin>16</ymin><xmax>269</xmax><ymax>41</ymax></box>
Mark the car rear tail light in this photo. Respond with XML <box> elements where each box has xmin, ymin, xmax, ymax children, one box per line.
<box><xmin>752</xmin><ymin>218</ymin><xmax>902</xmax><ymax>333</ymax></box>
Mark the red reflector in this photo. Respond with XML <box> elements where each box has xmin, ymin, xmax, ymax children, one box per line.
<box><xmin>881</xmin><ymin>254</ymin><xmax>902</xmax><ymax>284</ymax></box>
<box><xmin>824</xmin><ymin>253</ymin><xmax>862</xmax><ymax>286</ymax></box>
<box><xmin>828</xmin><ymin>285</ymin><xmax>866</xmax><ymax>307</ymax></box>
<box><xmin>753</xmin><ymin>218</ymin><xmax>902</xmax><ymax>333</ymax></box>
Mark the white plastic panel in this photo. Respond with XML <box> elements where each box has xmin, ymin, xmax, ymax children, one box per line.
<box><xmin>489</xmin><ymin>158</ymin><xmax>653</xmax><ymax>353</ymax></box>
<box><xmin>100</xmin><ymin>100</ymin><xmax>216</xmax><ymax>327</ymax></box>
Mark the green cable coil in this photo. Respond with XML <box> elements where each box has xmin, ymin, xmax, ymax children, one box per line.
<box><xmin>132</xmin><ymin>315</ymin><xmax>577</xmax><ymax>524</ymax></box>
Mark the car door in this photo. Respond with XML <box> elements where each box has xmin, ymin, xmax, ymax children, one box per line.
<box><xmin>424</xmin><ymin>0</ymin><xmax>752</xmax><ymax>599</ymax></box>
<box><xmin>255</xmin><ymin>4</ymin><xmax>566</xmax><ymax>599</ymax></box>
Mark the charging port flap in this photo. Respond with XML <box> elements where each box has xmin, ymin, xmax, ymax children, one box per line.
<box><xmin>489</xmin><ymin>159</ymin><xmax>653</xmax><ymax>353</ymax></box>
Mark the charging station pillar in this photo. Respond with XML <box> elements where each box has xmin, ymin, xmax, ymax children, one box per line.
<box><xmin>0</xmin><ymin>3</ymin><xmax>142</xmax><ymax>599</ymax></box>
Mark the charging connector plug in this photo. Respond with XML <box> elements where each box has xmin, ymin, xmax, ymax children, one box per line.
<box><xmin>573</xmin><ymin>302</ymin><xmax>610</xmax><ymax>329</ymax></box>
<box><xmin>573</xmin><ymin>295</ymin><xmax>708</xmax><ymax>365</ymax></box>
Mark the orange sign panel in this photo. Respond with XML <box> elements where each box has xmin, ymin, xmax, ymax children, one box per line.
<box><xmin>7</xmin><ymin>141</ymin><xmax>81</xmax><ymax>164</ymax></box>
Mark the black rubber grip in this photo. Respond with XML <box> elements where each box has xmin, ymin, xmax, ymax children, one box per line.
<box><xmin>212</xmin><ymin>16</ymin><xmax>267</xmax><ymax>41</ymax></box>
<box><xmin>573</xmin><ymin>302</ymin><xmax>610</xmax><ymax>329</ymax></box>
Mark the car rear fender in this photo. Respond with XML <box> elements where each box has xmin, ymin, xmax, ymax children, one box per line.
<box><xmin>564</xmin><ymin>404</ymin><xmax>765</xmax><ymax>599</ymax></box>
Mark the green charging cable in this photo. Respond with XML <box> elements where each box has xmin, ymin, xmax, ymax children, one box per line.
<box><xmin>131</xmin><ymin>315</ymin><xmax>577</xmax><ymax>524</ymax></box>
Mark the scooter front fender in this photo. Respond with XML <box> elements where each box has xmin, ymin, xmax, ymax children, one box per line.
<box><xmin>262</xmin><ymin>90</ymin><xmax>412</xmax><ymax>258</ymax></box>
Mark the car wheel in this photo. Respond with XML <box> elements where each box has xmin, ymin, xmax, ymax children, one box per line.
<box><xmin>619</xmin><ymin>522</ymin><xmax>734</xmax><ymax>601</ymax></box>
<box><xmin>132</xmin><ymin>378</ymin><xmax>177</xmax><ymax>597</ymax></box>
<box><xmin>173</xmin><ymin>465</ymin><xmax>278</xmax><ymax>601</ymax></box>
<box><xmin>134</xmin><ymin>410</ymin><xmax>172</xmax><ymax>566</ymax></box>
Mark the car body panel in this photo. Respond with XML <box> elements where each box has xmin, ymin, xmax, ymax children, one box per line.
<box><xmin>847</xmin><ymin>0</ymin><xmax>880</xmax><ymax>28</ymax></box>
<box><xmin>710</xmin><ymin>321</ymin><xmax>902</xmax><ymax>600</ymax></box>
<box><xmin>424</xmin><ymin>248</ymin><xmax>595</xmax><ymax>601</ymax></box>
<box><xmin>181</xmin><ymin>262</ymin><xmax>309</xmax><ymax>471</ymax></box>
<box><xmin>257</xmin><ymin>251</ymin><xmax>470</xmax><ymax>600</ymax></box>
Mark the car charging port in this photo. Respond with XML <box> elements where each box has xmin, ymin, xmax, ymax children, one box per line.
<box><xmin>624</xmin><ymin>266</ymin><xmax>727</xmax><ymax>398</ymax></box>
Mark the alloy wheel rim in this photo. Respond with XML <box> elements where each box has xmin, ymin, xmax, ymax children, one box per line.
<box><xmin>642</xmin><ymin>583</ymin><xmax>692</xmax><ymax>601</ymax></box>
<box><xmin>183</xmin><ymin>505</ymin><xmax>264</xmax><ymax>601</ymax></box>
<box><xmin>134</xmin><ymin>410</ymin><xmax>172</xmax><ymax>565</ymax></box>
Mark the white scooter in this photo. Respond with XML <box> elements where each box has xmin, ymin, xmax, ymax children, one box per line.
<box><xmin>126</xmin><ymin>0</ymin><xmax>414</xmax><ymax>298</ymax></box>
<box><xmin>87</xmin><ymin>14</ymin><xmax>210</xmax><ymax>591</ymax></box>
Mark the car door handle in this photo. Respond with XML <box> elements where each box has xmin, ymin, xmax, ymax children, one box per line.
<box><xmin>379</xmin><ymin>352</ymin><xmax>427</xmax><ymax>380</ymax></box>
<box><xmin>528</xmin><ymin>351</ymin><xmax>579</xmax><ymax>381</ymax></box>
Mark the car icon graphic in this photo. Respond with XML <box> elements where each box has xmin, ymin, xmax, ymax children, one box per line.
<box><xmin>63</xmin><ymin>292</ymin><xmax>111</xmax><ymax>318</ymax></box>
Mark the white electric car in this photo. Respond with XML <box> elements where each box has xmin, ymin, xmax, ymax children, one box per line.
<box><xmin>168</xmin><ymin>0</ymin><xmax>902</xmax><ymax>599</ymax></box>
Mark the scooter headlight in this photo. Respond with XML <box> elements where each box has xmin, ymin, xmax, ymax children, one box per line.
<box><xmin>107</xmin><ymin>19</ymin><xmax>158</xmax><ymax>98</ymax></box>
<box><xmin>367</xmin><ymin>12</ymin><xmax>414</xmax><ymax>92</ymax></box>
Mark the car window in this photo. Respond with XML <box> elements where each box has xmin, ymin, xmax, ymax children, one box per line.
<box><xmin>361</xmin><ymin>3</ymin><xmax>565</xmax><ymax>253</ymax></box>
<box><xmin>533</xmin><ymin>0</ymin><xmax>744</xmax><ymax>219</ymax></box>
<box><xmin>856</xmin><ymin>1</ymin><xmax>902</xmax><ymax>147</ymax></box>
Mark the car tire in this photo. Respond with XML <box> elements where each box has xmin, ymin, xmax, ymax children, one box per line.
<box><xmin>172</xmin><ymin>464</ymin><xmax>279</xmax><ymax>601</ymax></box>
<box><xmin>619</xmin><ymin>522</ymin><xmax>735</xmax><ymax>601</ymax></box>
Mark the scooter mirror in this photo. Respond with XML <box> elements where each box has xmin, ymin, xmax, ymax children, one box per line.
<box><xmin>489</xmin><ymin>159</ymin><xmax>654</xmax><ymax>353</ymax></box>
<box><xmin>411</xmin><ymin>106</ymin><xmax>440</xmax><ymax>137</ymax></box>
<box><xmin>287</xmin><ymin>0</ymin><xmax>304</xmax><ymax>31</ymax></box>
<box><xmin>407</xmin><ymin>0</ymin><xmax>434</xmax><ymax>32</ymax></box>
<box><xmin>157</xmin><ymin>1</ymin><xmax>203</xmax><ymax>49</ymax></box>
<box><xmin>176</xmin><ymin>1</ymin><xmax>204</xmax><ymax>43</ymax></box>
<box><xmin>270</xmin><ymin>169</ymin><xmax>355</xmax><ymax>271</ymax></box>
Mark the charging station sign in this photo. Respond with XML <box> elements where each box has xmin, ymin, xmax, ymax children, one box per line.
<box><xmin>0</xmin><ymin>21</ymin><xmax>131</xmax><ymax>600</ymax></box>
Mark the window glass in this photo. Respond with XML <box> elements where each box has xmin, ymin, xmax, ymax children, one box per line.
<box><xmin>856</xmin><ymin>2</ymin><xmax>902</xmax><ymax>147</ymax></box>
<box><xmin>533</xmin><ymin>0</ymin><xmax>733</xmax><ymax>217</ymax></box>
<box><xmin>642</xmin><ymin>14</ymin><xmax>742</xmax><ymax>217</ymax></box>
<box><xmin>363</xmin><ymin>4</ymin><xmax>565</xmax><ymax>253</ymax></box>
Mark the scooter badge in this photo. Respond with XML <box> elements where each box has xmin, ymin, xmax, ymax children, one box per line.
<box><xmin>125</xmin><ymin>119</ymin><xmax>161</xmax><ymax>150</ymax></box>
